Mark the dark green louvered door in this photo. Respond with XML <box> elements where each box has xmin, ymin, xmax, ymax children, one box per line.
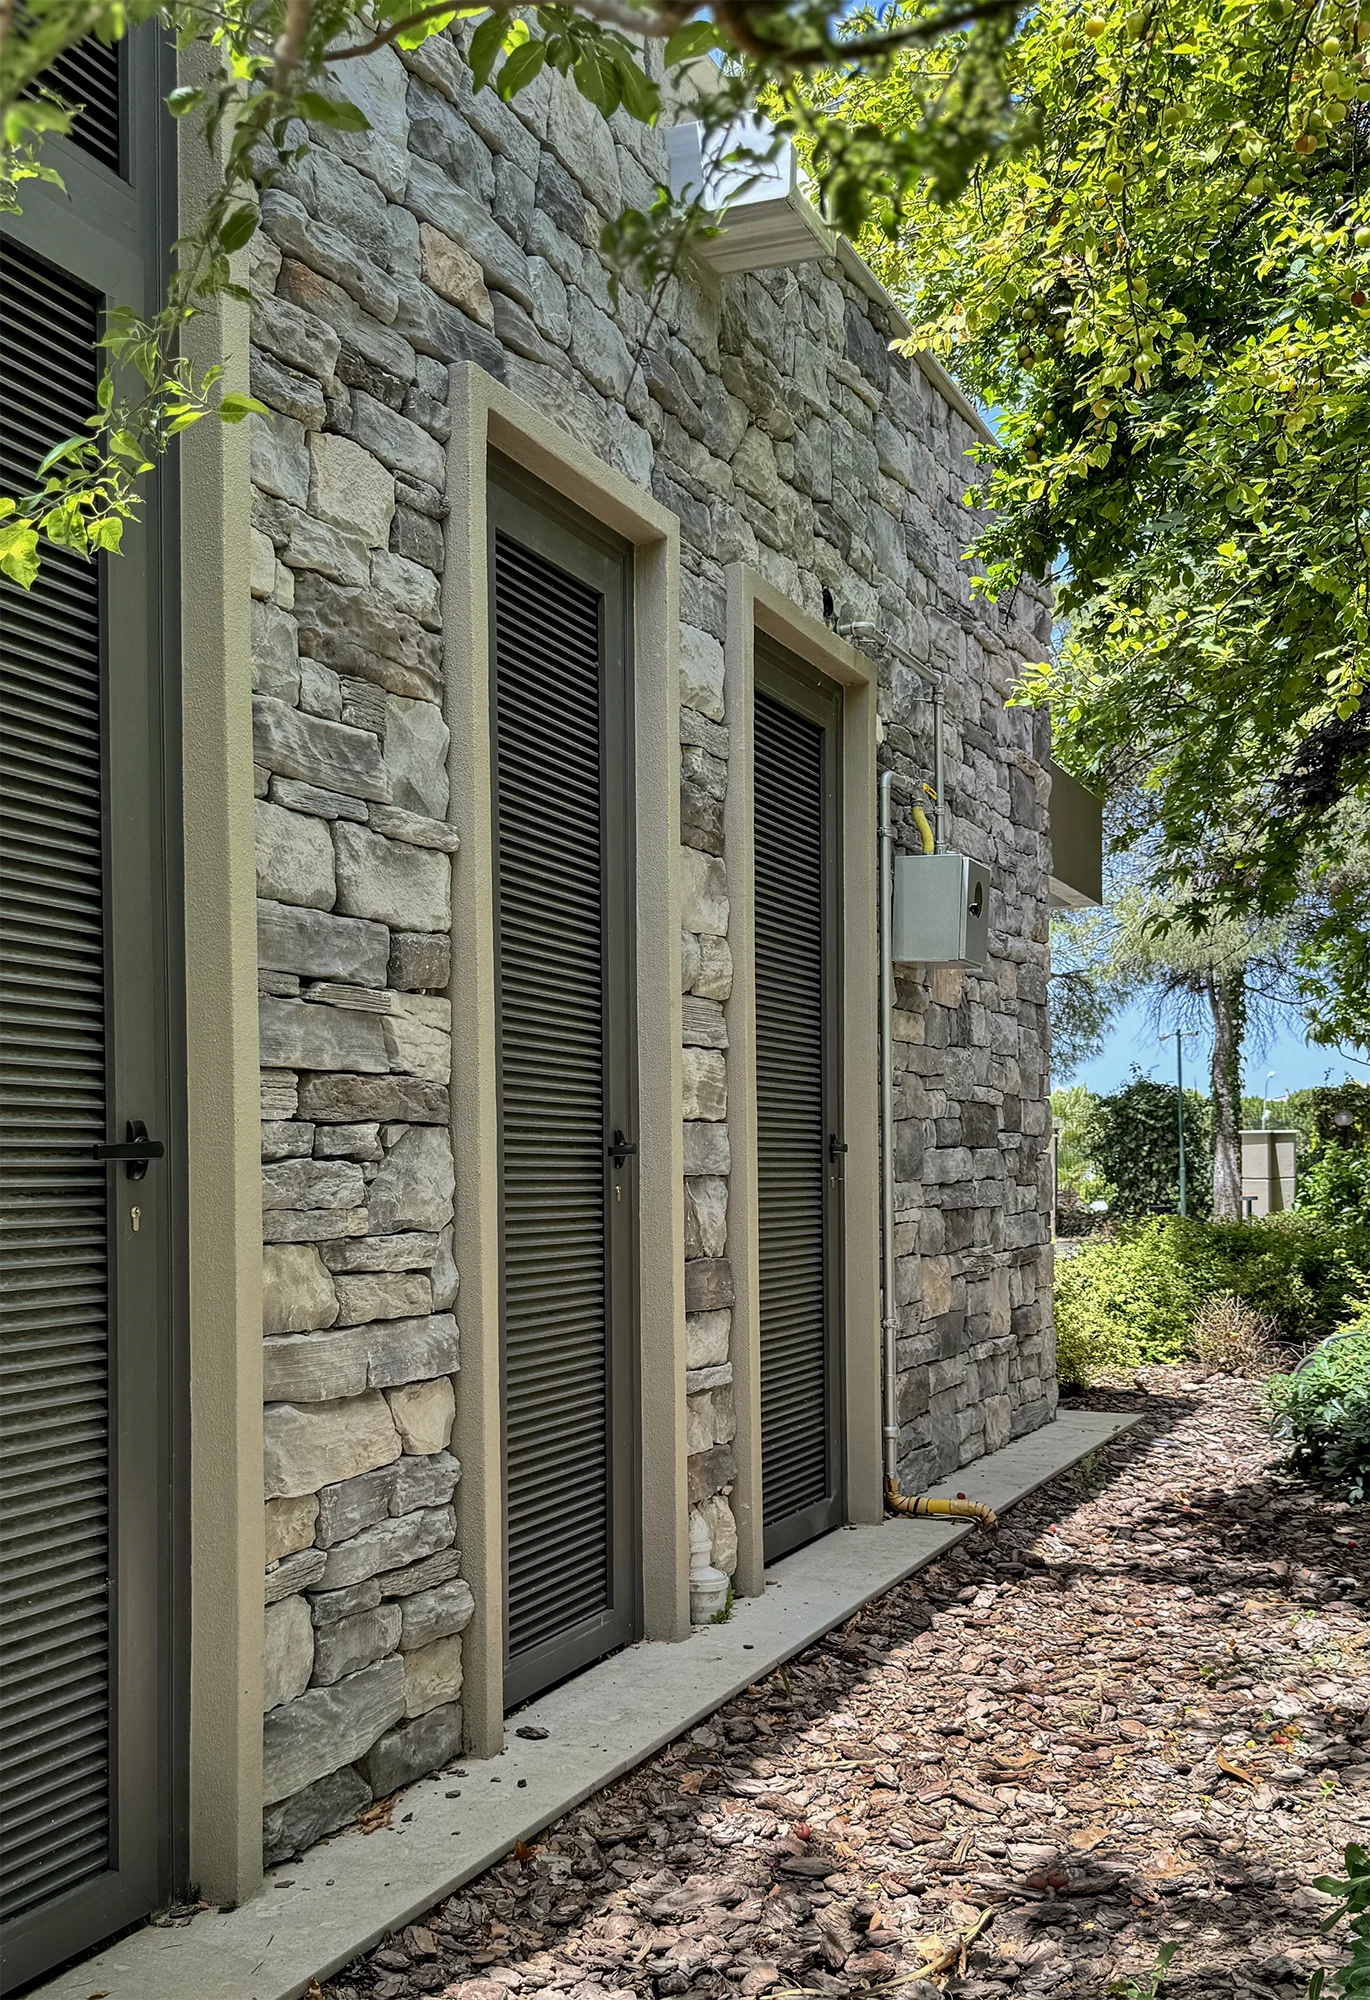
<box><xmin>489</xmin><ymin>465</ymin><xmax>640</xmax><ymax>1708</ymax></box>
<box><xmin>754</xmin><ymin>647</ymin><xmax>843</xmax><ymax>1563</ymax></box>
<box><xmin>1</xmin><ymin>40</ymin><xmax>178</xmax><ymax>1990</ymax></box>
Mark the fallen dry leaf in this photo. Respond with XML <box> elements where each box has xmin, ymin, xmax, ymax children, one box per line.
<box><xmin>356</xmin><ymin>1793</ymin><xmax>398</xmax><ymax>1833</ymax></box>
<box><xmin>1216</xmin><ymin>1748</ymin><xmax>1261</xmax><ymax>1787</ymax></box>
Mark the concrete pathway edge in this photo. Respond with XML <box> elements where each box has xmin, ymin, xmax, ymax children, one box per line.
<box><xmin>33</xmin><ymin>1410</ymin><xmax>1137</xmax><ymax>2000</ymax></box>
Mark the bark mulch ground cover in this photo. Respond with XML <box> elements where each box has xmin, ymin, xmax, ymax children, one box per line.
<box><xmin>319</xmin><ymin>1369</ymin><xmax>1368</xmax><ymax>2000</ymax></box>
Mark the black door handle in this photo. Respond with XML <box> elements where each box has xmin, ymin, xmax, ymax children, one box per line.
<box><xmin>93</xmin><ymin>1119</ymin><xmax>165</xmax><ymax>1180</ymax></box>
<box><xmin>829</xmin><ymin>1134</ymin><xmax>848</xmax><ymax>1164</ymax></box>
<box><xmin>607</xmin><ymin>1129</ymin><xmax>638</xmax><ymax>1167</ymax></box>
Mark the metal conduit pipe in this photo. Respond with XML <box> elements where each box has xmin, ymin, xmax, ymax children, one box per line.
<box><xmin>878</xmin><ymin>764</ymin><xmax>925</xmax><ymax>1487</ymax></box>
<box><xmin>841</xmin><ymin>620</ymin><xmax>945</xmax><ymax>848</ymax></box>
<box><xmin>852</xmin><ymin>626</ymin><xmax>998</xmax><ymax>1531</ymax></box>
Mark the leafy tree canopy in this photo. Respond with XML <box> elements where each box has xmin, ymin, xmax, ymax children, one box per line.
<box><xmin>791</xmin><ymin>0</ymin><xmax>1370</xmax><ymax>922</ymax></box>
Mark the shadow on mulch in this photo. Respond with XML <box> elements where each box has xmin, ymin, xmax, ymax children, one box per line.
<box><xmin>325</xmin><ymin>1381</ymin><xmax>1365</xmax><ymax>2000</ymax></box>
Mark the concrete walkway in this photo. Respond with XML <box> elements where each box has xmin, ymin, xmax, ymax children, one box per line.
<box><xmin>34</xmin><ymin>1410</ymin><xmax>1134</xmax><ymax>2000</ymax></box>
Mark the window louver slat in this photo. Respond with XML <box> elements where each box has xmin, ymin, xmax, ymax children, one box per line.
<box><xmin>0</xmin><ymin>237</ymin><xmax>113</xmax><ymax>1922</ymax></box>
<box><xmin>755</xmin><ymin>689</ymin><xmax>836</xmax><ymax>1546</ymax></box>
<box><xmin>38</xmin><ymin>40</ymin><xmax>123</xmax><ymax>176</ymax></box>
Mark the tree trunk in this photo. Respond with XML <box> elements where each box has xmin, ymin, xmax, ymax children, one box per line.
<box><xmin>1208</xmin><ymin>969</ymin><xmax>1246</xmax><ymax>1219</ymax></box>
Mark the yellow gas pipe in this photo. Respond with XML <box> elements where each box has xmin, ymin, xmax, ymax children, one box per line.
<box><xmin>884</xmin><ymin>1477</ymin><xmax>998</xmax><ymax>1530</ymax></box>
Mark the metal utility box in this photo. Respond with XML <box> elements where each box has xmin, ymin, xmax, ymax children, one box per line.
<box><xmin>892</xmin><ymin>851</ymin><xmax>990</xmax><ymax>967</ymax></box>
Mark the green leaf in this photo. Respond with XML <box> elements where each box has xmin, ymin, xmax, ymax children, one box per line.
<box><xmin>41</xmin><ymin>505</ymin><xmax>88</xmax><ymax>555</ymax></box>
<box><xmin>570</xmin><ymin>46</ymin><xmax>618</xmax><ymax>115</ymax></box>
<box><xmin>217</xmin><ymin>391</ymin><xmax>269</xmax><ymax>423</ymax></box>
<box><xmin>87</xmin><ymin>516</ymin><xmax>125</xmax><ymax>553</ymax></box>
<box><xmin>468</xmin><ymin>11</ymin><xmax>510</xmax><ymax>93</ymax></box>
<box><xmin>664</xmin><ymin>21</ymin><xmax>722</xmax><ymax>65</ymax></box>
<box><xmin>217</xmin><ymin>205</ymin><xmax>258</xmax><ymax>253</ymax></box>
<box><xmin>165</xmin><ymin>85</ymin><xmax>203</xmax><ymax>118</ymax></box>
<box><xmin>396</xmin><ymin>9</ymin><xmax>455</xmax><ymax>49</ymax></box>
<box><xmin>0</xmin><ymin>518</ymin><xmax>41</xmax><ymax>590</ymax></box>
<box><xmin>498</xmin><ymin>38</ymin><xmax>548</xmax><ymax>101</ymax></box>
<box><xmin>612</xmin><ymin>51</ymin><xmax>659</xmax><ymax>123</ymax></box>
<box><xmin>36</xmin><ymin>435</ymin><xmax>90</xmax><ymax>477</ymax></box>
<box><xmin>296</xmin><ymin>91</ymin><xmax>370</xmax><ymax>131</ymax></box>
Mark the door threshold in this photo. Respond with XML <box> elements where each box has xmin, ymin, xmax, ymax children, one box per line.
<box><xmin>30</xmin><ymin>1409</ymin><xmax>1135</xmax><ymax>2000</ymax></box>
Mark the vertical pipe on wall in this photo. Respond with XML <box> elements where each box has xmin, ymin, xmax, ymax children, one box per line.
<box><xmin>872</xmin><ymin>645</ymin><xmax>943</xmax><ymax>1493</ymax></box>
<box><xmin>878</xmin><ymin>770</ymin><xmax>916</xmax><ymax>1485</ymax></box>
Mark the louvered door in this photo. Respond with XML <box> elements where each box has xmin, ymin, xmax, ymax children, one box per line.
<box><xmin>489</xmin><ymin>466</ymin><xmax>639</xmax><ymax>1707</ymax></box>
<box><xmin>1</xmin><ymin>52</ymin><xmax>177</xmax><ymax>1986</ymax></box>
<box><xmin>754</xmin><ymin>650</ymin><xmax>843</xmax><ymax>1562</ymax></box>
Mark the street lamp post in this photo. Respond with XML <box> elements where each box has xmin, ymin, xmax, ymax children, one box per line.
<box><xmin>1261</xmin><ymin>1071</ymin><xmax>1277</xmax><ymax>1129</ymax></box>
<box><xmin>1160</xmin><ymin>1029</ymin><xmax>1200</xmax><ymax>1217</ymax></box>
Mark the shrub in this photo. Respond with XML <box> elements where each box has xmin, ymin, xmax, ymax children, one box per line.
<box><xmin>1296</xmin><ymin>1140</ymin><xmax>1370</xmax><ymax>1267</ymax></box>
<box><xmin>1191</xmin><ymin>1291</ymin><xmax>1279</xmax><ymax>1375</ymax></box>
<box><xmin>1083</xmin><ymin>1072</ymin><xmax>1213</xmax><ymax>1220</ymax></box>
<box><xmin>1053</xmin><ymin>1214</ymin><xmax>1366</xmax><ymax>1387</ymax></box>
<box><xmin>1267</xmin><ymin>1316</ymin><xmax>1370</xmax><ymax>1505</ymax></box>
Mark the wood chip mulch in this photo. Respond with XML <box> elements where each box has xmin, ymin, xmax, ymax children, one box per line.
<box><xmin>322</xmin><ymin>1369</ymin><xmax>1367</xmax><ymax>2000</ymax></box>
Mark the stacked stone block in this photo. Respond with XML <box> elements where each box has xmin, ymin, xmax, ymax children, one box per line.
<box><xmin>679</xmin><ymin>656</ymin><xmax>739</xmax><ymax>1575</ymax></box>
<box><xmin>248</xmin><ymin>22</ymin><xmax>1056</xmax><ymax>1860</ymax></box>
<box><xmin>250</xmin><ymin>151</ymin><xmax>468</xmax><ymax>1857</ymax></box>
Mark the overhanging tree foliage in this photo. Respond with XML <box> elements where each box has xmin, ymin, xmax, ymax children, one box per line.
<box><xmin>0</xmin><ymin>0</ymin><xmax>1041</xmax><ymax>586</ymax></box>
<box><xmin>792</xmin><ymin>0</ymin><xmax>1370</xmax><ymax>934</ymax></box>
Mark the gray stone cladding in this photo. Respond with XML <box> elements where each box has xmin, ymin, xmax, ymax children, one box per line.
<box><xmin>249</xmin><ymin>28</ymin><xmax>1055</xmax><ymax>1862</ymax></box>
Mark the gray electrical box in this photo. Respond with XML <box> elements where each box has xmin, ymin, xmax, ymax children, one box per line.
<box><xmin>892</xmin><ymin>851</ymin><xmax>990</xmax><ymax>967</ymax></box>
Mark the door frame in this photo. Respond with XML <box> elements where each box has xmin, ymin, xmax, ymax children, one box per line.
<box><xmin>724</xmin><ymin>567</ymin><xmax>882</xmax><ymax>1599</ymax></box>
<box><xmin>0</xmin><ymin>31</ymin><xmax>191</xmax><ymax>1986</ymax></box>
<box><xmin>486</xmin><ymin>465</ymin><xmax>642</xmax><ymax>1706</ymax></box>
<box><xmin>751</xmin><ymin>648</ymin><xmax>845</xmax><ymax>1562</ymax></box>
<box><xmin>445</xmin><ymin>366</ymin><xmax>685</xmax><ymax>1756</ymax></box>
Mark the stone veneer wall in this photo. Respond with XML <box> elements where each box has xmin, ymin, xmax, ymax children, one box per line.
<box><xmin>248</xmin><ymin>26</ymin><xmax>1056</xmax><ymax>1865</ymax></box>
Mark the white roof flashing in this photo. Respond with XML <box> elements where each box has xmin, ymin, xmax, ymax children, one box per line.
<box><xmin>665</xmin><ymin>120</ymin><xmax>995</xmax><ymax>450</ymax></box>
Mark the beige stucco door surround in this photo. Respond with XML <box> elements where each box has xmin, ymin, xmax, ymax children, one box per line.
<box><xmin>177</xmin><ymin>100</ymin><xmax>268</xmax><ymax>1911</ymax></box>
<box><xmin>723</xmin><ymin>568</ymin><xmax>882</xmax><ymax>1600</ymax></box>
<box><xmin>444</xmin><ymin>365</ymin><xmax>687</xmax><ymax>1756</ymax></box>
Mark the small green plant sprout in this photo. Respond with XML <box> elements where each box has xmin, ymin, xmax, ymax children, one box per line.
<box><xmin>1069</xmin><ymin>1451</ymin><xmax>1107</xmax><ymax>1496</ymax></box>
<box><xmin>1109</xmin><ymin>1943</ymin><xmax>1179</xmax><ymax>1998</ymax></box>
<box><xmin>1306</xmin><ymin>1843</ymin><xmax>1370</xmax><ymax>2000</ymax></box>
<box><xmin>710</xmin><ymin>1586</ymin><xmax>734</xmax><ymax>1626</ymax></box>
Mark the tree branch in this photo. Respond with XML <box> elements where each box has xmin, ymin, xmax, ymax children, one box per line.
<box><xmin>273</xmin><ymin>0</ymin><xmax>313</xmax><ymax>93</ymax></box>
<box><xmin>331</xmin><ymin>0</ymin><xmax>688</xmax><ymax>59</ymax></box>
<box><xmin>330</xmin><ymin>0</ymin><xmax>1021</xmax><ymax>69</ymax></box>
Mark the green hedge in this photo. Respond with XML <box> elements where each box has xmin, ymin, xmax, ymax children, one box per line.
<box><xmin>1054</xmin><ymin>1214</ymin><xmax>1366</xmax><ymax>1387</ymax></box>
<box><xmin>1267</xmin><ymin>1318</ymin><xmax>1370</xmax><ymax>1505</ymax></box>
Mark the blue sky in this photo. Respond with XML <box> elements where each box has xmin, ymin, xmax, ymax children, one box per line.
<box><xmin>1067</xmin><ymin>997</ymin><xmax>1370</xmax><ymax>1104</ymax></box>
